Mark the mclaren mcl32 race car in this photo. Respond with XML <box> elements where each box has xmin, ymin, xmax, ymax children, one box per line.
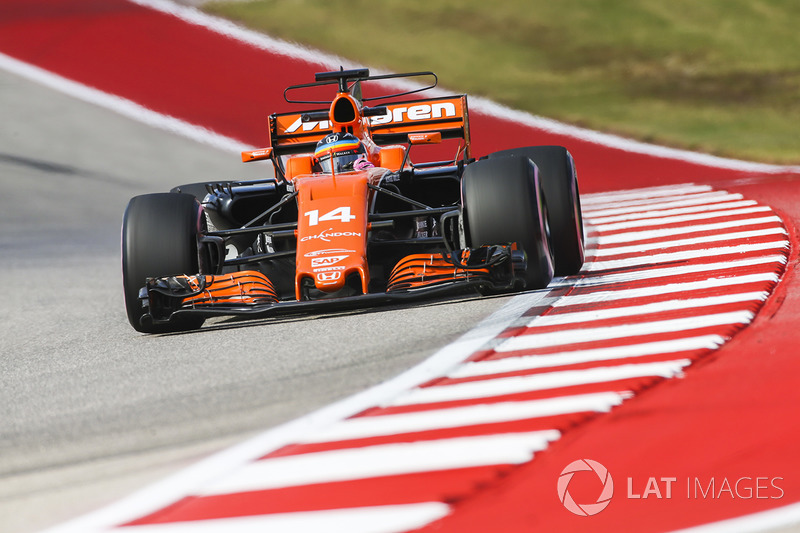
<box><xmin>122</xmin><ymin>69</ymin><xmax>584</xmax><ymax>333</ymax></box>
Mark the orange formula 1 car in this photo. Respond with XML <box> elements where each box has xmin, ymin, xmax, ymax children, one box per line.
<box><xmin>122</xmin><ymin>69</ymin><xmax>584</xmax><ymax>333</ymax></box>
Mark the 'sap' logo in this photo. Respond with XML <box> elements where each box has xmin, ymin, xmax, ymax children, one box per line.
<box><xmin>311</xmin><ymin>255</ymin><xmax>348</xmax><ymax>268</ymax></box>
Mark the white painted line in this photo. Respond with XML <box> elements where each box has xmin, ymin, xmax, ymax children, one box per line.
<box><xmin>199</xmin><ymin>431</ymin><xmax>560</xmax><ymax>495</ymax></box>
<box><xmin>553</xmin><ymin>273</ymin><xmax>779</xmax><ymax>307</ymax></box>
<box><xmin>588</xmin><ymin>199</ymin><xmax>756</xmax><ymax>224</ymax></box>
<box><xmin>394</xmin><ymin>360</ymin><xmax>690</xmax><ymax>406</ymax></box>
<box><xmin>533</xmin><ymin>293</ymin><xmax>767</xmax><ymax>326</ymax></box>
<box><xmin>585</xmin><ymin>228</ymin><xmax>788</xmax><ymax>258</ymax></box>
<box><xmin>452</xmin><ymin>336</ymin><xmax>725</xmax><ymax>377</ymax></box>
<box><xmin>0</xmin><ymin>52</ymin><xmax>251</xmax><ymax>154</ymax></box>
<box><xmin>127</xmin><ymin>0</ymin><xmax>360</xmax><ymax>71</ymax></box>
<box><xmin>94</xmin><ymin>503</ymin><xmax>452</xmax><ymax>533</ymax></box>
<box><xmin>591</xmin><ymin>216</ymin><xmax>783</xmax><ymax>244</ymax></box>
<box><xmin>671</xmin><ymin>501</ymin><xmax>800</xmax><ymax>533</ymax></box>
<box><xmin>583</xmin><ymin>192</ymin><xmax>744</xmax><ymax>217</ymax></box>
<box><xmin>560</xmin><ymin>255</ymin><xmax>787</xmax><ymax>288</ymax></box>
<box><xmin>582</xmin><ymin>185</ymin><xmax>714</xmax><ymax>205</ymax></box>
<box><xmin>585</xmin><ymin>242</ymin><xmax>788</xmax><ymax>272</ymax></box>
<box><xmin>299</xmin><ymin>392</ymin><xmax>625</xmax><ymax>443</ymax></box>
<box><xmin>591</xmin><ymin>206</ymin><xmax>772</xmax><ymax>232</ymax></box>
<box><xmin>469</xmin><ymin>96</ymin><xmax>800</xmax><ymax>173</ymax></box>
<box><xmin>497</xmin><ymin>311</ymin><xmax>753</xmax><ymax>352</ymax></box>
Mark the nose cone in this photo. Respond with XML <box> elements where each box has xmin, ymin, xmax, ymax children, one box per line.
<box><xmin>294</xmin><ymin>173</ymin><xmax>371</xmax><ymax>299</ymax></box>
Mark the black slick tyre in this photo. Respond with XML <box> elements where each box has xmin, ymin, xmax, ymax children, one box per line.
<box><xmin>461</xmin><ymin>156</ymin><xmax>554</xmax><ymax>289</ymax></box>
<box><xmin>489</xmin><ymin>146</ymin><xmax>584</xmax><ymax>275</ymax></box>
<box><xmin>121</xmin><ymin>193</ymin><xmax>206</xmax><ymax>333</ymax></box>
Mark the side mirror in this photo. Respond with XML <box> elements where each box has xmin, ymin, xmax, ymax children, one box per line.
<box><xmin>242</xmin><ymin>147</ymin><xmax>273</xmax><ymax>162</ymax></box>
<box><xmin>408</xmin><ymin>132</ymin><xmax>442</xmax><ymax>145</ymax></box>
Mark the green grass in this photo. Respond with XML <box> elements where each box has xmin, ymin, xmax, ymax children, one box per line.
<box><xmin>204</xmin><ymin>0</ymin><xmax>800</xmax><ymax>164</ymax></box>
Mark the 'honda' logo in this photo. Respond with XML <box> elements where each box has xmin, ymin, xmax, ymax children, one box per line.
<box><xmin>316</xmin><ymin>271</ymin><xmax>342</xmax><ymax>283</ymax></box>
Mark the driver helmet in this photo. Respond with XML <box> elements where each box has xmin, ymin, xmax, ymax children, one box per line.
<box><xmin>312</xmin><ymin>132</ymin><xmax>369</xmax><ymax>173</ymax></box>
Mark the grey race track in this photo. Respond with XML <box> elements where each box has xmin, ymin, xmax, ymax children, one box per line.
<box><xmin>0</xmin><ymin>68</ymin><xmax>514</xmax><ymax>532</ymax></box>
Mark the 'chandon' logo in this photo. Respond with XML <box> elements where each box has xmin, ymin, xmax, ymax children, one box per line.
<box><xmin>300</xmin><ymin>228</ymin><xmax>362</xmax><ymax>243</ymax></box>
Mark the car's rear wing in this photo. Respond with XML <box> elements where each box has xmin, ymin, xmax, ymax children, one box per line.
<box><xmin>268</xmin><ymin>94</ymin><xmax>472</xmax><ymax>159</ymax></box>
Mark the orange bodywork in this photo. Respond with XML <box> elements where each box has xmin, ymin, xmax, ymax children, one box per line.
<box><xmin>180</xmin><ymin>271</ymin><xmax>278</xmax><ymax>307</ymax></box>
<box><xmin>241</xmin><ymin>147</ymin><xmax>273</xmax><ymax>162</ymax></box>
<box><xmin>256</xmin><ymin>83</ymin><xmax>473</xmax><ymax>301</ymax></box>
<box><xmin>284</xmin><ymin>87</ymin><xmax>424</xmax><ymax>299</ymax></box>
<box><xmin>268</xmin><ymin>95</ymin><xmax>471</xmax><ymax>161</ymax></box>
<box><xmin>285</xmin><ymin>154</ymin><xmax>313</xmax><ymax>180</ymax></box>
<box><xmin>377</xmin><ymin>146</ymin><xmax>405</xmax><ymax>171</ymax></box>
<box><xmin>293</xmin><ymin>168</ymin><xmax>385</xmax><ymax>299</ymax></box>
<box><xmin>128</xmin><ymin>70</ymin><xmax>525</xmax><ymax>334</ymax></box>
<box><xmin>387</xmin><ymin>252</ymin><xmax>491</xmax><ymax>292</ymax></box>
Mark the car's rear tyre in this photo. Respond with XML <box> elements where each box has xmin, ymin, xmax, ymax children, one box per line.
<box><xmin>489</xmin><ymin>146</ymin><xmax>584</xmax><ymax>276</ymax></box>
<box><xmin>461</xmin><ymin>156</ymin><xmax>554</xmax><ymax>289</ymax></box>
<box><xmin>122</xmin><ymin>193</ymin><xmax>206</xmax><ymax>333</ymax></box>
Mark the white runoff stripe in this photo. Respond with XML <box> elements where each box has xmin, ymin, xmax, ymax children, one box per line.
<box><xmin>552</xmin><ymin>273</ymin><xmax>779</xmax><ymax>307</ymax></box>
<box><xmin>497</xmin><ymin>311</ymin><xmax>753</xmax><ymax>352</ymax></box>
<box><xmin>588</xmin><ymin>199</ymin><xmax>756</xmax><ymax>224</ymax></box>
<box><xmin>299</xmin><ymin>392</ymin><xmax>625</xmax><ymax>443</ymax></box>
<box><xmin>592</xmin><ymin>216</ymin><xmax>783</xmax><ymax>244</ymax></box>
<box><xmin>582</xmin><ymin>191</ymin><xmax>740</xmax><ymax>215</ymax></box>
<box><xmin>564</xmin><ymin>255</ymin><xmax>787</xmax><ymax>288</ymax></box>
<box><xmin>591</xmin><ymin>206</ymin><xmax>771</xmax><ymax>232</ymax></box>
<box><xmin>586</xmin><ymin>228</ymin><xmax>788</xmax><ymax>258</ymax></box>
<box><xmin>199</xmin><ymin>431</ymin><xmax>559</xmax><ymax>495</ymax></box>
<box><xmin>532</xmin><ymin>293</ymin><xmax>767</xmax><ymax>327</ymax></box>
<box><xmin>91</xmin><ymin>503</ymin><xmax>451</xmax><ymax>533</ymax></box>
<box><xmin>585</xmin><ymin>242</ymin><xmax>788</xmax><ymax>272</ymax></box>
<box><xmin>393</xmin><ymin>360</ymin><xmax>690</xmax><ymax>406</ymax></box>
<box><xmin>581</xmin><ymin>185</ymin><xmax>714</xmax><ymax>206</ymax></box>
<box><xmin>583</xmin><ymin>191</ymin><xmax>744</xmax><ymax>219</ymax></box>
<box><xmin>452</xmin><ymin>335</ymin><xmax>726</xmax><ymax>378</ymax></box>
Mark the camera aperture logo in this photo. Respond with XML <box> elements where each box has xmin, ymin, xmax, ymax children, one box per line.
<box><xmin>558</xmin><ymin>459</ymin><xmax>614</xmax><ymax>516</ymax></box>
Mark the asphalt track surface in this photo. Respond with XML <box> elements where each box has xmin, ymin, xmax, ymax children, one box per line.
<box><xmin>0</xmin><ymin>68</ymin><xmax>512</xmax><ymax>533</ymax></box>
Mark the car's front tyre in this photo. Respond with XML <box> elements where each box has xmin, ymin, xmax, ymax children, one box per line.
<box><xmin>489</xmin><ymin>146</ymin><xmax>584</xmax><ymax>276</ymax></box>
<box><xmin>461</xmin><ymin>155</ymin><xmax>554</xmax><ymax>290</ymax></box>
<box><xmin>121</xmin><ymin>193</ymin><xmax>206</xmax><ymax>333</ymax></box>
